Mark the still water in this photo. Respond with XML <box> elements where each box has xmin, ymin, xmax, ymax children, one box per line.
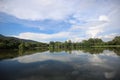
<box><xmin>0</xmin><ymin>48</ymin><xmax>120</xmax><ymax>80</ymax></box>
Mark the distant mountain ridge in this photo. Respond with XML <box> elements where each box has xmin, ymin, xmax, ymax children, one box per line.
<box><xmin>0</xmin><ymin>34</ymin><xmax>39</xmax><ymax>43</ymax></box>
<box><xmin>0</xmin><ymin>34</ymin><xmax>48</xmax><ymax>49</ymax></box>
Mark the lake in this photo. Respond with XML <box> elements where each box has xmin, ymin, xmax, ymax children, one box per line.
<box><xmin>0</xmin><ymin>48</ymin><xmax>120</xmax><ymax>80</ymax></box>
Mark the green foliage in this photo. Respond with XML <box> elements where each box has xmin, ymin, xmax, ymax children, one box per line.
<box><xmin>0</xmin><ymin>42</ymin><xmax>6</xmax><ymax>49</ymax></box>
<box><xmin>49</xmin><ymin>36</ymin><xmax>120</xmax><ymax>49</ymax></box>
<box><xmin>49</xmin><ymin>41</ymin><xmax>55</xmax><ymax>49</ymax></box>
<box><xmin>111</xmin><ymin>36</ymin><xmax>120</xmax><ymax>45</ymax></box>
<box><xmin>19</xmin><ymin>42</ymin><xmax>25</xmax><ymax>50</ymax></box>
<box><xmin>0</xmin><ymin>34</ymin><xmax>48</xmax><ymax>49</ymax></box>
<box><xmin>0</xmin><ymin>34</ymin><xmax>120</xmax><ymax>50</ymax></box>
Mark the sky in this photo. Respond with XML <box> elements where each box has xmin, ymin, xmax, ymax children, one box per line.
<box><xmin>0</xmin><ymin>0</ymin><xmax>120</xmax><ymax>42</ymax></box>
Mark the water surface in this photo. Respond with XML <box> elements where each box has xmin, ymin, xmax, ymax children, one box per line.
<box><xmin>0</xmin><ymin>48</ymin><xmax>120</xmax><ymax>80</ymax></box>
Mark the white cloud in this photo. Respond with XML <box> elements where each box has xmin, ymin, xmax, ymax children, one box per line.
<box><xmin>86</xmin><ymin>22</ymin><xmax>107</xmax><ymax>38</ymax></box>
<box><xmin>13</xmin><ymin>30</ymin><xmax>87</xmax><ymax>42</ymax></box>
<box><xmin>14</xmin><ymin>21</ymin><xmax>106</xmax><ymax>42</ymax></box>
<box><xmin>0</xmin><ymin>0</ymin><xmax>80</xmax><ymax>21</ymax></box>
<box><xmin>1</xmin><ymin>0</ymin><xmax>120</xmax><ymax>42</ymax></box>
<box><xmin>70</xmin><ymin>20</ymin><xmax>108</xmax><ymax>39</ymax></box>
<box><xmin>14</xmin><ymin>32</ymin><xmax>70</xmax><ymax>42</ymax></box>
<box><xmin>98</xmin><ymin>33</ymin><xmax>119</xmax><ymax>41</ymax></box>
<box><xmin>1</xmin><ymin>0</ymin><xmax>111</xmax><ymax>21</ymax></box>
<box><xmin>13</xmin><ymin>14</ymin><xmax>118</xmax><ymax>42</ymax></box>
<box><xmin>99</xmin><ymin>15</ymin><xmax>109</xmax><ymax>22</ymax></box>
<box><xmin>86</xmin><ymin>28</ymin><xmax>103</xmax><ymax>38</ymax></box>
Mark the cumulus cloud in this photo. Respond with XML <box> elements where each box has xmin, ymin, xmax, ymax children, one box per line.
<box><xmin>70</xmin><ymin>19</ymin><xmax>108</xmax><ymax>39</ymax></box>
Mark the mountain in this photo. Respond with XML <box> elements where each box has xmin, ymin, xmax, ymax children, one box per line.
<box><xmin>0</xmin><ymin>34</ymin><xmax>38</xmax><ymax>43</ymax></box>
<box><xmin>0</xmin><ymin>34</ymin><xmax>48</xmax><ymax>49</ymax></box>
<box><xmin>0</xmin><ymin>34</ymin><xmax>5</xmax><ymax>38</ymax></box>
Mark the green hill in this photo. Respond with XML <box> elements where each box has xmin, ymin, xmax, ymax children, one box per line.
<box><xmin>0</xmin><ymin>34</ymin><xmax>48</xmax><ymax>49</ymax></box>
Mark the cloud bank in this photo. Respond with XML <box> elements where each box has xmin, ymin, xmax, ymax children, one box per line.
<box><xmin>0</xmin><ymin>0</ymin><xmax>120</xmax><ymax>42</ymax></box>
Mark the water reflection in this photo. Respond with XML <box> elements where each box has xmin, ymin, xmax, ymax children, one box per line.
<box><xmin>0</xmin><ymin>48</ymin><xmax>120</xmax><ymax>80</ymax></box>
<box><xmin>0</xmin><ymin>49</ymin><xmax>48</xmax><ymax>60</ymax></box>
<box><xmin>0</xmin><ymin>48</ymin><xmax>120</xmax><ymax>60</ymax></box>
<box><xmin>49</xmin><ymin>48</ymin><xmax>120</xmax><ymax>56</ymax></box>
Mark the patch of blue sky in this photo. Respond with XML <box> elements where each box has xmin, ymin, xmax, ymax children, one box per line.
<box><xmin>0</xmin><ymin>22</ymin><xmax>43</xmax><ymax>35</ymax></box>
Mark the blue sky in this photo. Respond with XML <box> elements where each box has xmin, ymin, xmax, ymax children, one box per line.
<box><xmin>0</xmin><ymin>0</ymin><xmax>120</xmax><ymax>42</ymax></box>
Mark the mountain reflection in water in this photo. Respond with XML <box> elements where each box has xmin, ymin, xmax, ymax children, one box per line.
<box><xmin>0</xmin><ymin>48</ymin><xmax>120</xmax><ymax>80</ymax></box>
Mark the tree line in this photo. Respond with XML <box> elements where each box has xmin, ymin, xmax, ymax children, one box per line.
<box><xmin>49</xmin><ymin>36</ymin><xmax>120</xmax><ymax>50</ymax></box>
<box><xmin>0</xmin><ymin>34</ymin><xmax>120</xmax><ymax>50</ymax></box>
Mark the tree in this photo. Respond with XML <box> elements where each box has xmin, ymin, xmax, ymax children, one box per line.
<box><xmin>19</xmin><ymin>42</ymin><xmax>25</xmax><ymax>50</ymax></box>
<box><xmin>112</xmin><ymin>36</ymin><xmax>120</xmax><ymax>45</ymax></box>
<box><xmin>87</xmin><ymin>38</ymin><xmax>103</xmax><ymax>46</ymax></box>
<box><xmin>82</xmin><ymin>40</ymin><xmax>90</xmax><ymax>47</ymax></box>
<box><xmin>49</xmin><ymin>41</ymin><xmax>55</xmax><ymax>49</ymax></box>
<box><xmin>0</xmin><ymin>42</ymin><xmax>6</xmax><ymax>49</ymax></box>
<box><xmin>18</xmin><ymin>42</ymin><xmax>25</xmax><ymax>55</ymax></box>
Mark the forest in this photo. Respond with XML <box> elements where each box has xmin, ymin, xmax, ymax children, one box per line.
<box><xmin>0</xmin><ymin>34</ymin><xmax>48</xmax><ymax>50</ymax></box>
<box><xmin>0</xmin><ymin>34</ymin><xmax>120</xmax><ymax>50</ymax></box>
<box><xmin>49</xmin><ymin>36</ymin><xmax>120</xmax><ymax>49</ymax></box>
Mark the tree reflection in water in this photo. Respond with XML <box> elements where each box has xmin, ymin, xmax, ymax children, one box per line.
<box><xmin>0</xmin><ymin>48</ymin><xmax>120</xmax><ymax>60</ymax></box>
<box><xmin>0</xmin><ymin>48</ymin><xmax>120</xmax><ymax>80</ymax></box>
